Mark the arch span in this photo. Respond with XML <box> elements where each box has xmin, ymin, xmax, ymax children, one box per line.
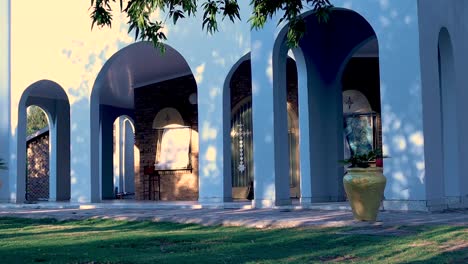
<box><xmin>90</xmin><ymin>41</ymin><xmax>198</xmax><ymax>201</ymax></box>
<box><xmin>17</xmin><ymin>80</ymin><xmax>71</xmax><ymax>202</ymax></box>
<box><xmin>254</xmin><ymin>8</ymin><xmax>382</xmax><ymax>206</ymax></box>
<box><xmin>221</xmin><ymin>52</ymin><xmax>251</xmax><ymax>201</ymax></box>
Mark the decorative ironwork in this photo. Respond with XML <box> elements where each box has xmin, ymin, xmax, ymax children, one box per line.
<box><xmin>236</xmin><ymin>124</ymin><xmax>249</xmax><ymax>173</ymax></box>
<box><xmin>231</xmin><ymin>100</ymin><xmax>253</xmax><ymax>187</ymax></box>
<box><xmin>231</xmin><ymin>98</ymin><xmax>299</xmax><ymax>189</ymax></box>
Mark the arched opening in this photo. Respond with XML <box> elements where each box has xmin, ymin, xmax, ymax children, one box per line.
<box><xmin>91</xmin><ymin>42</ymin><xmax>199</xmax><ymax>202</ymax></box>
<box><xmin>26</xmin><ymin>106</ymin><xmax>50</xmax><ymax>201</ymax></box>
<box><xmin>18</xmin><ymin>80</ymin><xmax>71</xmax><ymax>202</ymax></box>
<box><xmin>112</xmin><ymin>115</ymin><xmax>137</xmax><ymax>199</ymax></box>
<box><xmin>270</xmin><ymin>8</ymin><xmax>382</xmax><ymax>205</ymax></box>
<box><xmin>437</xmin><ymin>27</ymin><xmax>460</xmax><ymax>200</ymax></box>
<box><xmin>341</xmin><ymin>38</ymin><xmax>382</xmax><ymax>163</ymax></box>
<box><xmin>227</xmin><ymin>56</ymin><xmax>300</xmax><ymax>200</ymax></box>
<box><xmin>287</xmin><ymin>103</ymin><xmax>300</xmax><ymax>198</ymax></box>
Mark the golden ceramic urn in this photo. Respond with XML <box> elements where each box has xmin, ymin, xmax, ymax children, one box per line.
<box><xmin>343</xmin><ymin>167</ymin><xmax>386</xmax><ymax>221</ymax></box>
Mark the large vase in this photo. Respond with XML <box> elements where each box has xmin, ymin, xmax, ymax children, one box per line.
<box><xmin>343</xmin><ymin>167</ymin><xmax>386</xmax><ymax>221</ymax></box>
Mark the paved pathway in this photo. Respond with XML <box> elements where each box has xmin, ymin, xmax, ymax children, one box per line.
<box><xmin>0</xmin><ymin>207</ymin><xmax>466</xmax><ymax>229</ymax></box>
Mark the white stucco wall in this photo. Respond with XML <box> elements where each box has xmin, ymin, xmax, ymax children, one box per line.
<box><xmin>3</xmin><ymin>0</ymin><xmax>465</xmax><ymax>210</ymax></box>
<box><xmin>0</xmin><ymin>0</ymin><xmax>10</xmax><ymax>202</ymax></box>
<box><xmin>8</xmin><ymin>0</ymin><xmax>251</xmax><ymax>203</ymax></box>
<box><xmin>251</xmin><ymin>0</ymin><xmax>427</xmax><ymax>208</ymax></box>
<box><xmin>418</xmin><ymin>0</ymin><xmax>468</xmax><ymax>209</ymax></box>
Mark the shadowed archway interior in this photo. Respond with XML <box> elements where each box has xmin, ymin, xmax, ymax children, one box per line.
<box><xmin>227</xmin><ymin>57</ymin><xmax>301</xmax><ymax>200</ymax></box>
<box><xmin>90</xmin><ymin>42</ymin><xmax>199</xmax><ymax>201</ymax></box>
<box><xmin>259</xmin><ymin>8</ymin><xmax>382</xmax><ymax>206</ymax></box>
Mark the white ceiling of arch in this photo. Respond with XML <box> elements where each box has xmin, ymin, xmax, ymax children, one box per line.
<box><xmin>97</xmin><ymin>42</ymin><xmax>193</xmax><ymax>109</ymax></box>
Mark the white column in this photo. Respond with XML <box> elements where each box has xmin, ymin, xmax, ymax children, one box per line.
<box><xmin>293</xmin><ymin>48</ymin><xmax>313</xmax><ymax>204</ymax></box>
<box><xmin>55</xmin><ymin>99</ymin><xmax>70</xmax><ymax>201</ymax></box>
<box><xmin>71</xmin><ymin>100</ymin><xmax>95</xmax><ymax>202</ymax></box>
<box><xmin>301</xmin><ymin>59</ymin><xmax>345</xmax><ymax>202</ymax></box>
<box><xmin>48</xmin><ymin>117</ymin><xmax>57</xmax><ymax>201</ymax></box>
<box><xmin>113</xmin><ymin>117</ymin><xmax>121</xmax><ymax>194</ymax></box>
<box><xmin>11</xmin><ymin>103</ymin><xmax>26</xmax><ymax>203</ymax></box>
<box><xmin>251</xmin><ymin>30</ymin><xmax>291</xmax><ymax>208</ymax></box>
<box><xmin>0</xmin><ymin>0</ymin><xmax>10</xmax><ymax>202</ymax></box>
<box><xmin>123</xmin><ymin>119</ymin><xmax>135</xmax><ymax>193</ymax></box>
<box><xmin>197</xmin><ymin>68</ymin><xmax>232</xmax><ymax>204</ymax></box>
<box><xmin>120</xmin><ymin>118</ymin><xmax>125</xmax><ymax>192</ymax></box>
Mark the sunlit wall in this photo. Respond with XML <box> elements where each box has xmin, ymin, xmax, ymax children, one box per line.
<box><xmin>0</xmin><ymin>0</ymin><xmax>10</xmax><ymax>202</ymax></box>
<box><xmin>251</xmin><ymin>0</ymin><xmax>428</xmax><ymax>209</ymax></box>
<box><xmin>3</xmin><ymin>0</ymin><xmax>466</xmax><ymax>210</ymax></box>
<box><xmin>8</xmin><ymin>0</ymin><xmax>251</xmax><ymax>203</ymax></box>
<box><xmin>418</xmin><ymin>0</ymin><xmax>468</xmax><ymax>210</ymax></box>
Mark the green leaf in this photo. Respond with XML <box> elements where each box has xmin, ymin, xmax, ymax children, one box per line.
<box><xmin>89</xmin><ymin>0</ymin><xmax>333</xmax><ymax>51</ymax></box>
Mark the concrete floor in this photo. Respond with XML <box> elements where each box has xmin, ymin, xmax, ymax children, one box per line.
<box><xmin>0</xmin><ymin>199</ymin><xmax>352</xmax><ymax>210</ymax></box>
<box><xmin>0</xmin><ymin>201</ymin><xmax>466</xmax><ymax>229</ymax></box>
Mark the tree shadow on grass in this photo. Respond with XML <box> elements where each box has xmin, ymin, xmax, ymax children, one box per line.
<box><xmin>0</xmin><ymin>218</ymin><xmax>466</xmax><ymax>263</ymax></box>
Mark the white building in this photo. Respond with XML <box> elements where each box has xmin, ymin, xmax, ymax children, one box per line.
<box><xmin>0</xmin><ymin>0</ymin><xmax>467</xmax><ymax>211</ymax></box>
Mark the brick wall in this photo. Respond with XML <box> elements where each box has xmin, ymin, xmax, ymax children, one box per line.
<box><xmin>134</xmin><ymin>75</ymin><xmax>198</xmax><ymax>201</ymax></box>
<box><xmin>26</xmin><ymin>129</ymin><xmax>49</xmax><ymax>201</ymax></box>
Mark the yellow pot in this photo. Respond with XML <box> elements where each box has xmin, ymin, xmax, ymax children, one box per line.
<box><xmin>343</xmin><ymin>167</ymin><xmax>386</xmax><ymax>221</ymax></box>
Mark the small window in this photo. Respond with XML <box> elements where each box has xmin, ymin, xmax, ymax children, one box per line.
<box><xmin>153</xmin><ymin>108</ymin><xmax>192</xmax><ymax>170</ymax></box>
<box><xmin>342</xmin><ymin>90</ymin><xmax>379</xmax><ymax>157</ymax></box>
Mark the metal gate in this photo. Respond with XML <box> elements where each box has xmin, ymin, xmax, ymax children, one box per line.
<box><xmin>231</xmin><ymin>99</ymin><xmax>253</xmax><ymax>187</ymax></box>
<box><xmin>231</xmin><ymin>98</ymin><xmax>300</xmax><ymax>192</ymax></box>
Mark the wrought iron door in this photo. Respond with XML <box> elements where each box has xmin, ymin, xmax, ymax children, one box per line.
<box><xmin>231</xmin><ymin>99</ymin><xmax>300</xmax><ymax>190</ymax></box>
<box><xmin>231</xmin><ymin>100</ymin><xmax>253</xmax><ymax>187</ymax></box>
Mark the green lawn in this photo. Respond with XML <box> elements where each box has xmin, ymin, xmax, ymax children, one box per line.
<box><xmin>0</xmin><ymin>217</ymin><xmax>466</xmax><ymax>263</ymax></box>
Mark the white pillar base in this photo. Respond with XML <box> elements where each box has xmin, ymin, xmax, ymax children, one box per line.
<box><xmin>253</xmin><ymin>198</ymin><xmax>291</xmax><ymax>208</ymax></box>
<box><xmin>383</xmin><ymin>200</ymin><xmax>429</xmax><ymax>211</ymax></box>
<box><xmin>198</xmin><ymin>197</ymin><xmax>232</xmax><ymax>204</ymax></box>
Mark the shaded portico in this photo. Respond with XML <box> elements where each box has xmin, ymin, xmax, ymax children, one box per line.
<box><xmin>90</xmin><ymin>42</ymin><xmax>200</xmax><ymax>202</ymax></box>
<box><xmin>250</xmin><ymin>9</ymin><xmax>383</xmax><ymax>207</ymax></box>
